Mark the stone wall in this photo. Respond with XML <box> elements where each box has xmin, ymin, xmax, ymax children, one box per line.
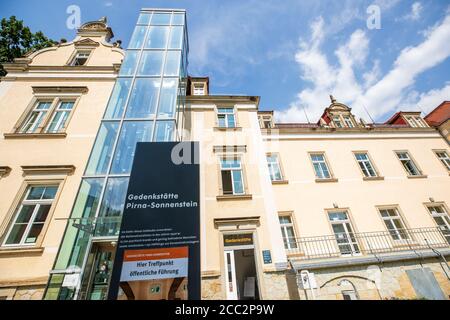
<box><xmin>201</xmin><ymin>276</ymin><xmax>224</xmax><ymax>300</ymax></box>
<box><xmin>13</xmin><ymin>285</ymin><xmax>45</xmax><ymax>300</ymax></box>
<box><xmin>293</xmin><ymin>258</ymin><xmax>449</xmax><ymax>300</ymax></box>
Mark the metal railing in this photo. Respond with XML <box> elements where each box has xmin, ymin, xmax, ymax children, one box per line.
<box><xmin>284</xmin><ymin>227</ymin><xmax>450</xmax><ymax>260</ymax></box>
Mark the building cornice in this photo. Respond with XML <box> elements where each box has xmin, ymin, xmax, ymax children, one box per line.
<box><xmin>32</xmin><ymin>86</ymin><xmax>88</xmax><ymax>94</ymax></box>
<box><xmin>186</xmin><ymin>95</ymin><xmax>260</xmax><ymax>108</ymax></box>
<box><xmin>21</xmin><ymin>165</ymin><xmax>76</xmax><ymax>175</ymax></box>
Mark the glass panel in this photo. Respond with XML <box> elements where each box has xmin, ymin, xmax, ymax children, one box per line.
<box><xmin>218</xmin><ymin>115</ymin><xmax>226</xmax><ymax>127</ymax></box>
<box><xmin>221</xmin><ymin>158</ymin><xmax>240</xmax><ymax>169</ymax></box>
<box><xmin>42</xmin><ymin>186</ymin><xmax>58</xmax><ymax>199</ymax></box>
<box><xmin>34</xmin><ymin>204</ymin><xmax>51</xmax><ymax>222</ymax></box>
<box><xmin>169</xmin><ymin>26</ymin><xmax>183</xmax><ymax>49</ymax></box>
<box><xmin>85</xmin><ymin>122</ymin><xmax>119</xmax><ymax>175</ymax></box>
<box><xmin>104</xmin><ymin>78</ymin><xmax>132</xmax><ymax>119</ymax></box>
<box><xmin>138</xmin><ymin>51</ymin><xmax>164</xmax><ymax>76</ymax></box>
<box><xmin>145</xmin><ymin>26</ymin><xmax>169</xmax><ymax>49</ymax></box>
<box><xmin>164</xmin><ymin>51</ymin><xmax>181</xmax><ymax>76</ymax></box>
<box><xmin>232</xmin><ymin>170</ymin><xmax>244</xmax><ymax>194</ymax></box>
<box><xmin>46</xmin><ymin>111</ymin><xmax>70</xmax><ymax>133</ymax></box>
<box><xmin>25</xmin><ymin>224</ymin><xmax>44</xmax><ymax>243</ymax></box>
<box><xmin>15</xmin><ymin>205</ymin><xmax>35</xmax><ymax>223</ymax></box>
<box><xmin>28</xmin><ymin>187</ymin><xmax>45</xmax><ymax>199</ymax></box>
<box><xmin>111</xmin><ymin>121</ymin><xmax>153</xmax><ymax>174</ymax></box>
<box><xmin>95</xmin><ymin>177</ymin><xmax>129</xmax><ymax>237</ymax></box>
<box><xmin>154</xmin><ymin>121</ymin><xmax>174</xmax><ymax>142</ymax></box>
<box><xmin>172</xmin><ymin>13</ymin><xmax>185</xmax><ymax>25</ymax></box>
<box><xmin>279</xmin><ymin>216</ymin><xmax>291</xmax><ymax>224</ymax></box>
<box><xmin>158</xmin><ymin>79</ymin><xmax>177</xmax><ymax>118</ymax></box>
<box><xmin>221</xmin><ymin>171</ymin><xmax>233</xmax><ymax>194</ymax></box>
<box><xmin>137</xmin><ymin>13</ymin><xmax>151</xmax><ymax>25</ymax></box>
<box><xmin>54</xmin><ymin>178</ymin><xmax>104</xmax><ymax>270</ymax></box>
<box><xmin>119</xmin><ymin>50</ymin><xmax>140</xmax><ymax>76</ymax></box>
<box><xmin>128</xmin><ymin>26</ymin><xmax>147</xmax><ymax>49</ymax></box>
<box><xmin>227</xmin><ymin>114</ymin><xmax>236</xmax><ymax>128</ymax></box>
<box><xmin>126</xmin><ymin>79</ymin><xmax>160</xmax><ymax>119</ymax></box>
<box><xmin>329</xmin><ymin>212</ymin><xmax>348</xmax><ymax>221</ymax></box>
<box><xmin>151</xmin><ymin>13</ymin><xmax>171</xmax><ymax>25</ymax></box>
<box><xmin>5</xmin><ymin>224</ymin><xmax>27</xmax><ymax>244</ymax></box>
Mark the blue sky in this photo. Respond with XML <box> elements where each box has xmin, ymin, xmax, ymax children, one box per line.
<box><xmin>1</xmin><ymin>0</ymin><xmax>449</xmax><ymax>122</ymax></box>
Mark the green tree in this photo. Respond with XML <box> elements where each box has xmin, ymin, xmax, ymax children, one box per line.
<box><xmin>0</xmin><ymin>16</ymin><xmax>57</xmax><ymax>76</ymax></box>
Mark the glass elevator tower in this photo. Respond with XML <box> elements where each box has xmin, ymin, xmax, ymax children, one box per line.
<box><xmin>44</xmin><ymin>9</ymin><xmax>188</xmax><ymax>300</ymax></box>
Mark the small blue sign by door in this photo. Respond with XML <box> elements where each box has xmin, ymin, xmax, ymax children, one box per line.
<box><xmin>262</xmin><ymin>250</ymin><xmax>272</xmax><ymax>264</ymax></box>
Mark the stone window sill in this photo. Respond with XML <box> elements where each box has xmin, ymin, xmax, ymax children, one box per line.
<box><xmin>213</xmin><ymin>126</ymin><xmax>242</xmax><ymax>131</ymax></box>
<box><xmin>4</xmin><ymin>132</ymin><xmax>67</xmax><ymax>139</ymax></box>
<box><xmin>272</xmin><ymin>180</ymin><xmax>289</xmax><ymax>185</ymax></box>
<box><xmin>407</xmin><ymin>174</ymin><xmax>427</xmax><ymax>179</ymax></box>
<box><xmin>363</xmin><ymin>176</ymin><xmax>385</xmax><ymax>181</ymax></box>
<box><xmin>315</xmin><ymin>178</ymin><xmax>338</xmax><ymax>183</ymax></box>
<box><xmin>0</xmin><ymin>246</ymin><xmax>44</xmax><ymax>256</ymax></box>
<box><xmin>216</xmin><ymin>194</ymin><xmax>253</xmax><ymax>201</ymax></box>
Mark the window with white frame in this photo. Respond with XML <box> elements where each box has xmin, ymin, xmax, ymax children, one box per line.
<box><xmin>70</xmin><ymin>50</ymin><xmax>91</xmax><ymax>66</ymax></box>
<box><xmin>379</xmin><ymin>208</ymin><xmax>409</xmax><ymax>241</ymax></box>
<box><xmin>279</xmin><ymin>215</ymin><xmax>297</xmax><ymax>249</ymax></box>
<box><xmin>354</xmin><ymin>152</ymin><xmax>377</xmax><ymax>177</ymax></box>
<box><xmin>426</xmin><ymin>205</ymin><xmax>450</xmax><ymax>244</ymax></box>
<box><xmin>267</xmin><ymin>154</ymin><xmax>283</xmax><ymax>181</ymax></box>
<box><xmin>434</xmin><ymin>151</ymin><xmax>450</xmax><ymax>171</ymax></box>
<box><xmin>217</xmin><ymin>108</ymin><xmax>236</xmax><ymax>128</ymax></box>
<box><xmin>2</xmin><ymin>185</ymin><xmax>58</xmax><ymax>246</ymax></box>
<box><xmin>310</xmin><ymin>153</ymin><xmax>332</xmax><ymax>179</ymax></box>
<box><xmin>405</xmin><ymin>115</ymin><xmax>427</xmax><ymax>128</ymax></box>
<box><xmin>18</xmin><ymin>98</ymin><xmax>76</xmax><ymax>134</ymax></box>
<box><xmin>343</xmin><ymin>115</ymin><xmax>354</xmax><ymax>128</ymax></box>
<box><xmin>192</xmin><ymin>83</ymin><xmax>205</xmax><ymax>96</ymax></box>
<box><xmin>396</xmin><ymin>151</ymin><xmax>421</xmax><ymax>176</ymax></box>
<box><xmin>333</xmin><ymin>116</ymin><xmax>343</xmax><ymax>128</ymax></box>
<box><xmin>220</xmin><ymin>157</ymin><xmax>244</xmax><ymax>195</ymax></box>
<box><xmin>328</xmin><ymin>211</ymin><xmax>360</xmax><ymax>255</ymax></box>
<box><xmin>45</xmin><ymin>101</ymin><xmax>75</xmax><ymax>133</ymax></box>
<box><xmin>18</xmin><ymin>100</ymin><xmax>53</xmax><ymax>133</ymax></box>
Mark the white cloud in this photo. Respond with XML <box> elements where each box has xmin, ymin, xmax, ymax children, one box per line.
<box><xmin>276</xmin><ymin>11</ymin><xmax>450</xmax><ymax>123</ymax></box>
<box><xmin>407</xmin><ymin>2</ymin><xmax>423</xmax><ymax>21</ymax></box>
<box><xmin>398</xmin><ymin>83</ymin><xmax>450</xmax><ymax>113</ymax></box>
<box><xmin>104</xmin><ymin>2</ymin><xmax>113</xmax><ymax>7</ymax></box>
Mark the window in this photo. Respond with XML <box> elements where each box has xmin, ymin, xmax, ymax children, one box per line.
<box><xmin>342</xmin><ymin>290</ymin><xmax>358</xmax><ymax>300</ymax></box>
<box><xmin>193</xmin><ymin>84</ymin><xmax>205</xmax><ymax>96</ymax></box>
<box><xmin>333</xmin><ymin>116</ymin><xmax>343</xmax><ymax>128</ymax></box>
<box><xmin>217</xmin><ymin>108</ymin><xmax>236</xmax><ymax>128</ymax></box>
<box><xmin>19</xmin><ymin>101</ymin><xmax>52</xmax><ymax>133</ymax></box>
<box><xmin>343</xmin><ymin>116</ymin><xmax>354</xmax><ymax>128</ymax></box>
<box><xmin>220</xmin><ymin>158</ymin><xmax>244</xmax><ymax>195</ymax></box>
<box><xmin>45</xmin><ymin>101</ymin><xmax>75</xmax><ymax>133</ymax></box>
<box><xmin>354</xmin><ymin>152</ymin><xmax>377</xmax><ymax>177</ymax></box>
<box><xmin>2</xmin><ymin>185</ymin><xmax>58</xmax><ymax>246</ymax></box>
<box><xmin>379</xmin><ymin>208</ymin><xmax>409</xmax><ymax>241</ymax></box>
<box><xmin>434</xmin><ymin>151</ymin><xmax>450</xmax><ymax>171</ymax></box>
<box><xmin>145</xmin><ymin>26</ymin><xmax>169</xmax><ymax>49</ymax></box>
<box><xmin>259</xmin><ymin>115</ymin><xmax>273</xmax><ymax>128</ymax></box>
<box><xmin>426</xmin><ymin>205</ymin><xmax>450</xmax><ymax>244</ymax></box>
<box><xmin>310</xmin><ymin>153</ymin><xmax>331</xmax><ymax>179</ymax></box>
<box><xmin>396</xmin><ymin>152</ymin><xmax>421</xmax><ymax>176</ymax></box>
<box><xmin>328</xmin><ymin>211</ymin><xmax>360</xmax><ymax>255</ymax></box>
<box><xmin>267</xmin><ymin>154</ymin><xmax>283</xmax><ymax>181</ymax></box>
<box><xmin>138</xmin><ymin>51</ymin><xmax>164</xmax><ymax>76</ymax></box>
<box><xmin>70</xmin><ymin>51</ymin><xmax>91</xmax><ymax>66</ymax></box>
<box><xmin>279</xmin><ymin>215</ymin><xmax>297</xmax><ymax>249</ymax></box>
<box><xmin>18</xmin><ymin>98</ymin><xmax>76</xmax><ymax>134</ymax></box>
<box><xmin>405</xmin><ymin>116</ymin><xmax>427</xmax><ymax>128</ymax></box>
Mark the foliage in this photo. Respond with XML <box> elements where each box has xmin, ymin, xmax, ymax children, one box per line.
<box><xmin>0</xmin><ymin>16</ymin><xmax>57</xmax><ymax>76</ymax></box>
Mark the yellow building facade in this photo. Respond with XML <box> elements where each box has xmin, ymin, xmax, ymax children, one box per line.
<box><xmin>0</xmin><ymin>12</ymin><xmax>449</xmax><ymax>301</ymax></box>
<box><xmin>0</xmin><ymin>19</ymin><xmax>123</xmax><ymax>299</ymax></box>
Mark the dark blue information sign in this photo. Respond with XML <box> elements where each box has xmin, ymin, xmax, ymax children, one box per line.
<box><xmin>108</xmin><ymin>142</ymin><xmax>200</xmax><ymax>300</ymax></box>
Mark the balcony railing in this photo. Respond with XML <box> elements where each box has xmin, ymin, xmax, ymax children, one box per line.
<box><xmin>284</xmin><ymin>227</ymin><xmax>450</xmax><ymax>260</ymax></box>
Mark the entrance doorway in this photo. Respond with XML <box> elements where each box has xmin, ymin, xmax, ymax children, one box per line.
<box><xmin>79</xmin><ymin>241</ymin><xmax>116</xmax><ymax>300</ymax></box>
<box><xmin>223</xmin><ymin>233</ymin><xmax>260</xmax><ymax>300</ymax></box>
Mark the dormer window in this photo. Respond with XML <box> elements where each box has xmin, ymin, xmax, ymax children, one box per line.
<box><xmin>333</xmin><ymin>116</ymin><xmax>343</xmax><ymax>128</ymax></box>
<box><xmin>70</xmin><ymin>50</ymin><xmax>91</xmax><ymax>66</ymax></box>
<box><xmin>343</xmin><ymin>115</ymin><xmax>354</xmax><ymax>128</ymax></box>
<box><xmin>193</xmin><ymin>83</ymin><xmax>205</xmax><ymax>96</ymax></box>
<box><xmin>405</xmin><ymin>115</ymin><xmax>427</xmax><ymax>128</ymax></box>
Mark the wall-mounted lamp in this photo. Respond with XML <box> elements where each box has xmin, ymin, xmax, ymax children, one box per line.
<box><xmin>429</xmin><ymin>197</ymin><xmax>435</xmax><ymax>203</ymax></box>
<box><xmin>333</xmin><ymin>203</ymin><xmax>338</xmax><ymax>208</ymax></box>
